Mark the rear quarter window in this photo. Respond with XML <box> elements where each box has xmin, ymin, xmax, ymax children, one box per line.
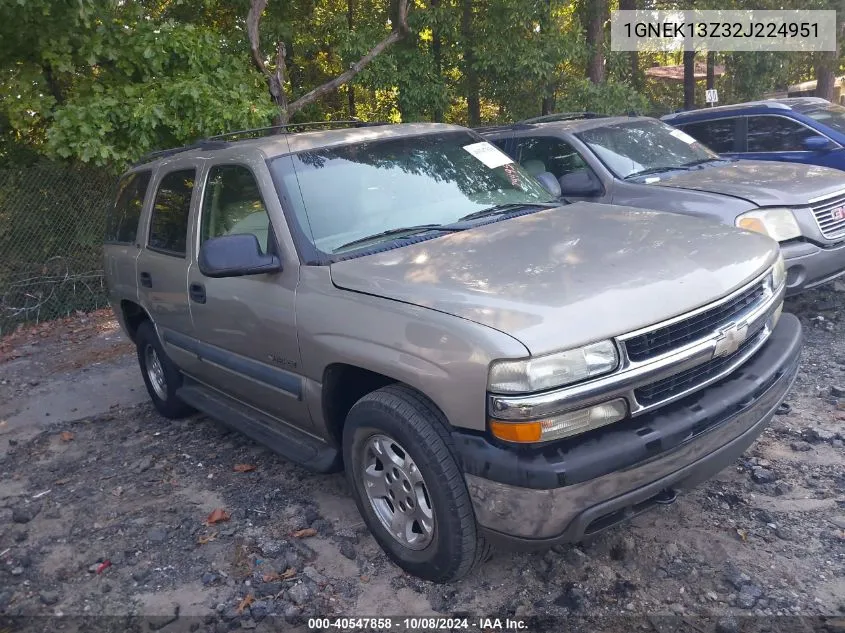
<box><xmin>148</xmin><ymin>169</ymin><xmax>196</xmax><ymax>256</ymax></box>
<box><xmin>105</xmin><ymin>171</ymin><xmax>151</xmax><ymax>244</ymax></box>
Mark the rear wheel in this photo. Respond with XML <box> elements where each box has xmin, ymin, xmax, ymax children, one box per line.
<box><xmin>136</xmin><ymin>321</ymin><xmax>194</xmax><ymax>419</ymax></box>
<box><xmin>343</xmin><ymin>384</ymin><xmax>489</xmax><ymax>583</ymax></box>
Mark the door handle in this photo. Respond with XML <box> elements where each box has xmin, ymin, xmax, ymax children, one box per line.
<box><xmin>139</xmin><ymin>271</ymin><xmax>152</xmax><ymax>288</ymax></box>
<box><xmin>189</xmin><ymin>282</ymin><xmax>206</xmax><ymax>304</ymax></box>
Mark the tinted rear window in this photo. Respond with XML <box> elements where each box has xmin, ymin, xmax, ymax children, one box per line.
<box><xmin>105</xmin><ymin>171</ymin><xmax>151</xmax><ymax>244</ymax></box>
<box><xmin>678</xmin><ymin>119</ymin><xmax>736</xmax><ymax>153</ymax></box>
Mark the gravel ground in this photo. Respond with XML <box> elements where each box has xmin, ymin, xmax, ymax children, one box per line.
<box><xmin>1</xmin><ymin>287</ymin><xmax>845</xmax><ymax>633</ymax></box>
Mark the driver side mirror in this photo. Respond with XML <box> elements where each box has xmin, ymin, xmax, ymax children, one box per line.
<box><xmin>803</xmin><ymin>135</ymin><xmax>837</xmax><ymax>152</ymax></box>
<box><xmin>198</xmin><ymin>234</ymin><xmax>282</xmax><ymax>278</ymax></box>
<box><xmin>558</xmin><ymin>169</ymin><xmax>603</xmax><ymax>197</ymax></box>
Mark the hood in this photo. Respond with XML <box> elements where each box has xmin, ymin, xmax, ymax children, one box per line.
<box><xmin>329</xmin><ymin>204</ymin><xmax>778</xmax><ymax>356</ymax></box>
<box><xmin>652</xmin><ymin>160</ymin><xmax>845</xmax><ymax>207</ymax></box>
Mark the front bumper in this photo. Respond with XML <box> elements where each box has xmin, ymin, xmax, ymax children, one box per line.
<box><xmin>454</xmin><ymin>313</ymin><xmax>802</xmax><ymax>547</ymax></box>
<box><xmin>781</xmin><ymin>239</ymin><xmax>845</xmax><ymax>295</ymax></box>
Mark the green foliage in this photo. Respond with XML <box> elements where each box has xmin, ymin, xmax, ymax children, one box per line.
<box><xmin>46</xmin><ymin>18</ymin><xmax>277</xmax><ymax>165</ymax></box>
<box><xmin>1</xmin><ymin>0</ymin><xmax>844</xmax><ymax>167</ymax></box>
<box><xmin>473</xmin><ymin>0</ymin><xmax>588</xmax><ymax>122</ymax></box>
<box><xmin>556</xmin><ymin>78</ymin><xmax>648</xmax><ymax>115</ymax></box>
<box><xmin>1</xmin><ymin>3</ymin><xmax>277</xmax><ymax>167</ymax></box>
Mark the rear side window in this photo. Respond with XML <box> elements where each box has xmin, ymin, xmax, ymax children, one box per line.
<box><xmin>513</xmin><ymin>136</ymin><xmax>591</xmax><ymax>179</ymax></box>
<box><xmin>746</xmin><ymin>116</ymin><xmax>817</xmax><ymax>152</ymax></box>
<box><xmin>678</xmin><ymin>119</ymin><xmax>736</xmax><ymax>153</ymax></box>
<box><xmin>148</xmin><ymin>169</ymin><xmax>196</xmax><ymax>256</ymax></box>
<box><xmin>106</xmin><ymin>171</ymin><xmax>151</xmax><ymax>244</ymax></box>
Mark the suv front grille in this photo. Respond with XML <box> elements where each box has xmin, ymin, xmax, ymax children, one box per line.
<box><xmin>624</xmin><ymin>282</ymin><xmax>765</xmax><ymax>362</ymax></box>
<box><xmin>634</xmin><ymin>329</ymin><xmax>762</xmax><ymax>406</ymax></box>
<box><xmin>811</xmin><ymin>192</ymin><xmax>845</xmax><ymax>240</ymax></box>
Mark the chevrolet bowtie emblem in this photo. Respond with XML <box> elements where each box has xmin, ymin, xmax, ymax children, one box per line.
<box><xmin>713</xmin><ymin>321</ymin><xmax>749</xmax><ymax>358</ymax></box>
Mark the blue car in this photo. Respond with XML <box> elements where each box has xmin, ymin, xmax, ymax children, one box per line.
<box><xmin>662</xmin><ymin>97</ymin><xmax>845</xmax><ymax>172</ymax></box>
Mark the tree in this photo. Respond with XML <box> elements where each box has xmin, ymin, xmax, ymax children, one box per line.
<box><xmin>585</xmin><ymin>0</ymin><xmax>608</xmax><ymax>83</ymax></box>
<box><xmin>706</xmin><ymin>51</ymin><xmax>715</xmax><ymax>91</ymax></box>
<box><xmin>431</xmin><ymin>0</ymin><xmax>445</xmax><ymax>122</ymax></box>
<box><xmin>247</xmin><ymin>0</ymin><xmax>410</xmax><ymax>124</ymax></box>
<box><xmin>461</xmin><ymin>0</ymin><xmax>481</xmax><ymax>126</ymax></box>
<box><xmin>683</xmin><ymin>50</ymin><xmax>696</xmax><ymax>109</ymax></box>
<box><xmin>347</xmin><ymin>0</ymin><xmax>357</xmax><ymax>118</ymax></box>
<box><xmin>618</xmin><ymin>0</ymin><xmax>640</xmax><ymax>89</ymax></box>
<box><xmin>815</xmin><ymin>51</ymin><xmax>838</xmax><ymax>100</ymax></box>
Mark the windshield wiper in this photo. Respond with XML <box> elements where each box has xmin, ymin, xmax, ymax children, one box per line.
<box><xmin>624</xmin><ymin>165</ymin><xmax>691</xmax><ymax>179</ymax></box>
<box><xmin>458</xmin><ymin>202</ymin><xmax>557</xmax><ymax>222</ymax></box>
<box><xmin>333</xmin><ymin>224</ymin><xmax>465</xmax><ymax>252</ymax></box>
<box><xmin>680</xmin><ymin>157</ymin><xmax>727</xmax><ymax>168</ymax></box>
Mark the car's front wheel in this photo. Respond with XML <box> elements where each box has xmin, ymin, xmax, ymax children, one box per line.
<box><xmin>343</xmin><ymin>384</ymin><xmax>489</xmax><ymax>583</ymax></box>
<box><xmin>135</xmin><ymin>321</ymin><xmax>194</xmax><ymax>419</ymax></box>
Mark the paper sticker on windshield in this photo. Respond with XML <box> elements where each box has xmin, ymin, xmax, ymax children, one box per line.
<box><xmin>463</xmin><ymin>142</ymin><xmax>513</xmax><ymax>169</ymax></box>
<box><xmin>669</xmin><ymin>129</ymin><xmax>698</xmax><ymax>145</ymax></box>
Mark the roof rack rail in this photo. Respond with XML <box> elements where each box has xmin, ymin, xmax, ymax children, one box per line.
<box><xmin>473</xmin><ymin>124</ymin><xmax>517</xmax><ymax>134</ymax></box>
<box><xmin>132</xmin><ymin>119</ymin><xmax>390</xmax><ymax>167</ymax></box>
<box><xmin>132</xmin><ymin>139</ymin><xmax>230</xmax><ymax>167</ymax></box>
<box><xmin>517</xmin><ymin>112</ymin><xmax>608</xmax><ymax>125</ymax></box>
<box><xmin>207</xmin><ymin>119</ymin><xmax>389</xmax><ymax>142</ymax></box>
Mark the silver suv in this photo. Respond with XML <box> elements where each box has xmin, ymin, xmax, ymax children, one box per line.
<box><xmin>480</xmin><ymin>114</ymin><xmax>845</xmax><ymax>295</ymax></box>
<box><xmin>104</xmin><ymin>122</ymin><xmax>802</xmax><ymax>582</ymax></box>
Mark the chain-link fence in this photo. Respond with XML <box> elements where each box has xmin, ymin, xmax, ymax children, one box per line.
<box><xmin>0</xmin><ymin>161</ymin><xmax>118</xmax><ymax>336</ymax></box>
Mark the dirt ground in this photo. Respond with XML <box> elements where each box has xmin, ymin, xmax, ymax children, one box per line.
<box><xmin>2</xmin><ymin>286</ymin><xmax>845</xmax><ymax>633</ymax></box>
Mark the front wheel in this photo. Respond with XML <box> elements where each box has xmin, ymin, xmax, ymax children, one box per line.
<box><xmin>343</xmin><ymin>384</ymin><xmax>489</xmax><ymax>583</ymax></box>
<box><xmin>135</xmin><ymin>321</ymin><xmax>194</xmax><ymax>419</ymax></box>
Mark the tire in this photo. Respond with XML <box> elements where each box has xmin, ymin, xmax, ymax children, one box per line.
<box><xmin>343</xmin><ymin>384</ymin><xmax>490</xmax><ymax>583</ymax></box>
<box><xmin>135</xmin><ymin>320</ymin><xmax>194</xmax><ymax>419</ymax></box>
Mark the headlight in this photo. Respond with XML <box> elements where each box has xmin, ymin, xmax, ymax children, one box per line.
<box><xmin>736</xmin><ymin>208</ymin><xmax>801</xmax><ymax>242</ymax></box>
<box><xmin>488</xmin><ymin>340</ymin><xmax>618</xmax><ymax>394</ymax></box>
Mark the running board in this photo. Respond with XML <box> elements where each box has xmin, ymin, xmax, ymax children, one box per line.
<box><xmin>177</xmin><ymin>381</ymin><xmax>341</xmax><ymax>473</ymax></box>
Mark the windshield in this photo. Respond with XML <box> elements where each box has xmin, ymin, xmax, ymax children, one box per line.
<box><xmin>577</xmin><ymin>119</ymin><xmax>720</xmax><ymax>179</ymax></box>
<box><xmin>269</xmin><ymin>131</ymin><xmax>553</xmax><ymax>258</ymax></box>
<box><xmin>803</xmin><ymin>104</ymin><xmax>845</xmax><ymax>134</ymax></box>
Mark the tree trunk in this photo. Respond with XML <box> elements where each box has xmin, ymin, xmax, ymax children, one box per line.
<box><xmin>431</xmin><ymin>0</ymin><xmax>443</xmax><ymax>122</ymax></box>
<box><xmin>586</xmin><ymin>0</ymin><xmax>607</xmax><ymax>83</ymax></box>
<box><xmin>683</xmin><ymin>50</ymin><xmax>696</xmax><ymax>109</ymax></box>
<box><xmin>461</xmin><ymin>0</ymin><xmax>480</xmax><ymax>126</ymax></box>
<box><xmin>619</xmin><ymin>0</ymin><xmax>638</xmax><ymax>88</ymax></box>
<box><xmin>347</xmin><ymin>0</ymin><xmax>356</xmax><ymax>118</ymax></box>
<box><xmin>540</xmin><ymin>0</ymin><xmax>555</xmax><ymax>115</ymax></box>
<box><xmin>42</xmin><ymin>64</ymin><xmax>64</xmax><ymax>106</ymax></box>
<box><xmin>815</xmin><ymin>51</ymin><xmax>837</xmax><ymax>101</ymax></box>
<box><xmin>705</xmin><ymin>51</ymin><xmax>715</xmax><ymax>90</ymax></box>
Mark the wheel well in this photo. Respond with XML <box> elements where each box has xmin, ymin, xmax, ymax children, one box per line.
<box><xmin>322</xmin><ymin>364</ymin><xmax>395</xmax><ymax>444</ymax></box>
<box><xmin>120</xmin><ymin>300</ymin><xmax>150</xmax><ymax>343</ymax></box>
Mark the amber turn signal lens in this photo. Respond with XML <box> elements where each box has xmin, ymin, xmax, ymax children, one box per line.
<box><xmin>489</xmin><ymin>420</ymin><xmax>542</xmax><ymax>442</ymax></box>
<box><xmin>737</xmin><ymin>217</ymin><xmax>768</xmax><ymax>236</ymax></box>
